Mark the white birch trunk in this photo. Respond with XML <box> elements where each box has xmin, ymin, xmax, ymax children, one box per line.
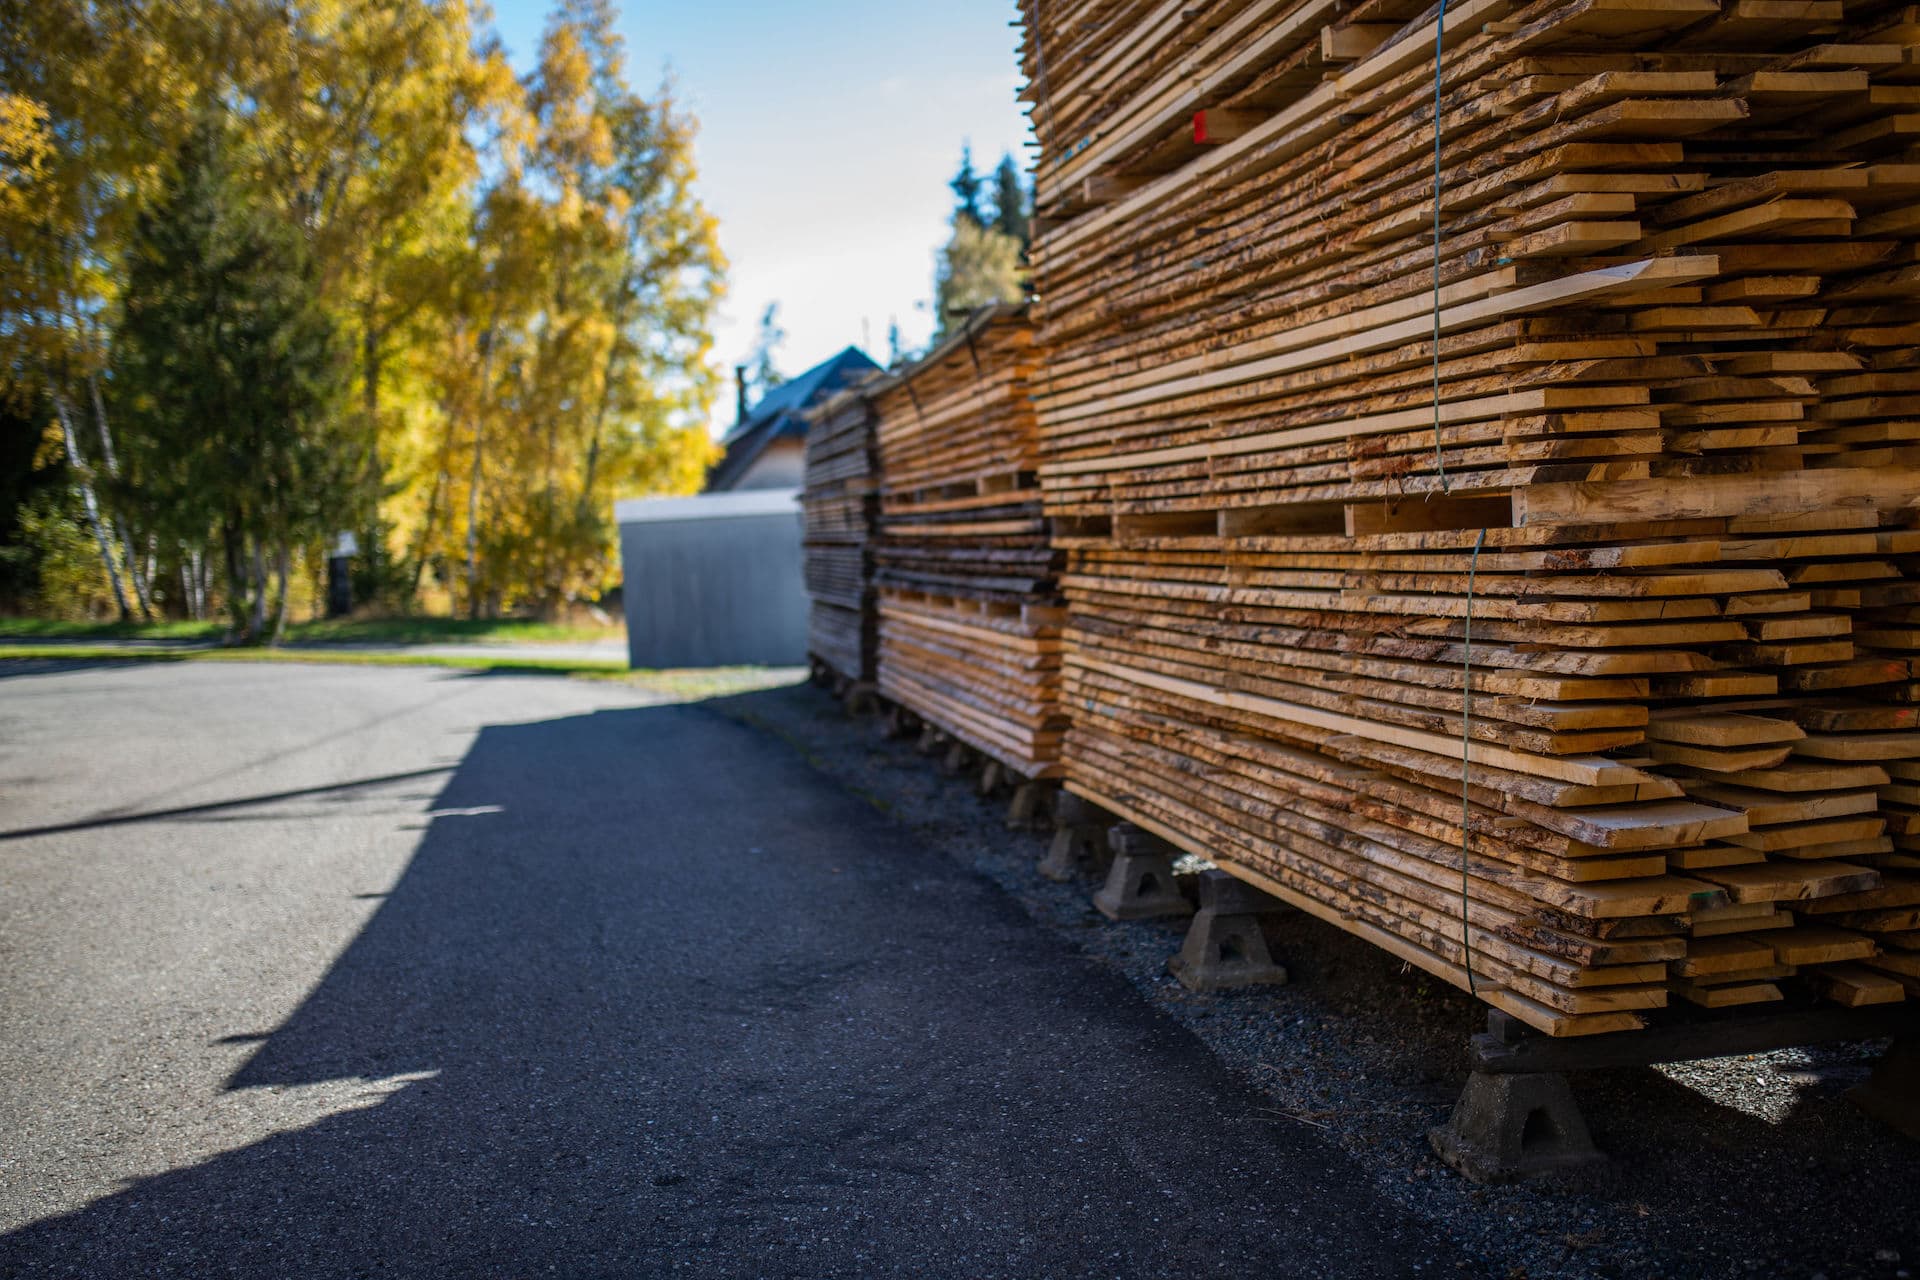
<box><xmin>51</xmin><ymin>391</ymin><xmax>132</xmax><ymax>620</ymax></box>
<box><xmin>249</xmin><ymin>539</ymin><xmax>268</xmax><ymax>643</ymax></box>
<box><xmin>269</xmin><ymin>541</ymin><xmax>291</xmax><ymax>644</ymax></box>
<box><xmin>88</xmin><ymin>370</ymin><xmax>152</xmax><ymax>618</ymax></box>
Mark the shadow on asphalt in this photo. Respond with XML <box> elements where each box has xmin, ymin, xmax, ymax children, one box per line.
<box><xmin>696</xmin><ymin>687</ymin><xmax>1920</xmax><ymax>1277</ymax></box>
<box><xmin>0</xmin><ymin>658</ymin><xmax>135</xmax><ymax>681</ymax></box>
<box><xmin>0</xmin><ymin>697</ymin><xmax>1454</xmax><ymax>1280</ymax></box>
<box><xmin>0</xmin><ymin>766</ymin><xmax>457</xmax><ymax>843</ymax></box>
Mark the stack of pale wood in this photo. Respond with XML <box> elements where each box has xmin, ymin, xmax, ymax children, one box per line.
<box><xmin>802</xmin><ymin>385</ymin><xmax>881</xmax><ymax>683</ymax></box>
<box><xmin>1018</xmin><ymin>0</ymin><xmax>1920</xmax><ymax>1033</ymax></box>
<box><xmin>867</xmin><ymin>305</ymin><xmax>1067</xmax><ymax>778</ymax></box>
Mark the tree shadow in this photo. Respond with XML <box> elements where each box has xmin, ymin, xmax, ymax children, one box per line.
<box><xmin>0</xmin><ymin>700</ymin><xmax>1450</xmax><ymax>1279</ymax></box>
<box><xmin>0</xmin><ymin>658</ymin><xmax>145</xmax><ymax>681</ymax></box>
<box><xmin>0</xmin><ymin>766</ymin><xmax>455</xmax><ymax>842</ymax></box>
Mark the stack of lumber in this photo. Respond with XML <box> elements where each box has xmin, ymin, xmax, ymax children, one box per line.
<box><xmin>1018</xmin><ymin>0</ymin><xmax>1920</xmax><ymax>1033</ymax></box>
<box><xmin>802</xmin><ymin>385</ymin><xmax>881</xmax><ymax>683</ymax></box>
<box><xmin>869</xmin><ymin>305</ymin><xmax>1067</xmax><ymax>778</ymax></box>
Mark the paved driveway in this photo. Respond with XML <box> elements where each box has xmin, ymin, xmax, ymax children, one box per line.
<box><xmin>0</xmin><ymin>661</ymin><xmax>1455</xmax><ymax>1277</ymax></box>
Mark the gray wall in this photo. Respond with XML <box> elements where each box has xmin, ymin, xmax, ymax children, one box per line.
<box><xmin>618</xmin><ymin>509</ymin><xmax>808</xmax><ymax>668</ymax></box>
<box><xmin>729</xmin><ymin>440</ymin><xmax>805</xmax><ymax>491</ymax></box>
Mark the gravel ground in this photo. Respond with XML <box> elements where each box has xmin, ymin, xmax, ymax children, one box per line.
<box><xmin>717</xmin><ymin>680</ymin><xmax>1920</xmax><ymax>1280</ymax></box>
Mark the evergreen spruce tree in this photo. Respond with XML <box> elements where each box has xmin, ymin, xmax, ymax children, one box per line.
<box><xmin>949</xmin><ymin>144</ymin><xmax>983</xmax><ymax>227</ymax></box>
<box><xmin>990</xmin><ymin>152</ymin><xmax>1030</xmax><ymax>252</ymax></box>
<box><xmin>114</xmin><ymin>113</ymin><xmax>350</xmax><ymax>643</ymax></box>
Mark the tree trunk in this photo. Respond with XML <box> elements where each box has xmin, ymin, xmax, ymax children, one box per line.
<box><xmin>463</xmin><ymin>425</ymin><xmax>485</xmax><ymax>621</ymax></box>
<box><xmin>361</xmin><ymin>291</ymin><xmax>385</xmax><ymax>603</ymax></box>
<box><xmin>88</xmin><ymin>369</ymin><xmax>152</xmax><ymax>618</ymax></box>
<box><xmin>269</xmin><ymin>540</ymin><xmax>292</xmax><ymax>644</ymax></box>
<box><xmin>181</xmin><ymin>551</ymin><xmax>205</xmax><ymax>621</ymax></box>
<box><xmin>54</xmin><ymin>244</ymin><xmax>137</xmax><ymax>620</ymax></box>
<box><xmin>249</xmin><ymin>538</ymin><xmax>268</xmax><ymax>644</ymax></box>
<box><xmin>462</xmin><ymin>313</ymin><xmax>502</xmax><ymax>621</ymax></box>
<box><xmin>223</xmin><ymin>519</ymin><xmax>248</xmax><ymax>641</ymax></box>
<box><xmin>52</xmin><ymin>391</ymin><xmax>132</xmax><ymax>620</ymax></box>
<box><xmin>405</xmin><ymin>407</ymin><xmax>461</xmax><ymax>601</ymax></box>
<box><xmin>569</xmin><ymin>315</ymin><xmax>624</xmax><ymax>613</ymax></box>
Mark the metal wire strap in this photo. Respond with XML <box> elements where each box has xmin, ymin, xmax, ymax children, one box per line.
<box><xmin>1431</xmin><ymin>0</ymin><xmax>1452</xmax><ymax>494</ymax></box>
<box><xmin>1460</xmin><ymin>524</ymin><xmax>1486</xmax><ymax>995</ymax></box>
<box><xmin>1430</xmin><ymin>0</ymin><xmax>1485</xmax><ymax>998</ymax></box>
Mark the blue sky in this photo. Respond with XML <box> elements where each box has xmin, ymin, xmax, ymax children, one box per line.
<box><xmin>486</xmin><ymin>1</ymin><xmax>1033</xmax><ymax>429</ymax></box>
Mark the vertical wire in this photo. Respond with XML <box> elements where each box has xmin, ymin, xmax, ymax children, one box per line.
<box><xmin>1460</xmin><ymin>526</ymin><xmax>1486</xmax><ymax>995</ymax></box>
<box><xmin>1431</xmin><ymin>0</ymin><xmax>1451</xmax><ymax>495</ymax></box>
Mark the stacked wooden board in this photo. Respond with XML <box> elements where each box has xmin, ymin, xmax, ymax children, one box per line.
<box><xmin>802</xmin><ymin>386</ymin><xmax>882</xmax><ymax>683</ymax></box>
<box><xmin>1018</xmin><ymin>0</ymin><xmax>1920</xmax><ymax>1033</ymax></box>
<box><xmin>867</xmin><ymin>305</ymin><xmax>1068</xmax><ymax>778</ymax></box>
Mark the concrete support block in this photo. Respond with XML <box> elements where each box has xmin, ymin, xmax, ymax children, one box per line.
<box><xmin>1193</xmin><ymin>867</ymin><xmax>1280</xmax><ymax>915</ymax></box>
<box><xmin>1168</xmin><ymin>870</ymin><xmax>1287</xmax><ymax>991</ymax></box>
<box><xmin>977</xmin><ymin>759</ymin><xmax>1005</xmax><ymax>797</ymax></box>
<box><xmin>1039</xmin><ymin>792</ymin><xmax>1108</xmax><ymax>882</ymax></box>
<box><xmin>916</xmin><ymin>725</ymin><xmax>947</xmax><ymax>756</ymax></box>
<box><xmin>1053</xmin><ymin>791</ymin><xmax>1100</xmax><ymax>828</ymax></box>
<box><xmin>941</xmin><ymin>740</ymin><xmax>974</xmax><ymax>777</ymax></box>
<box><xmin>1092</xmin><ymin>825</ymin><xmax>1193</xmax><ymax>921</ymax></box>
<box><xmin>879</xmin><ymin>704</ymin><xmax>918</xmax><ymax>741</ymax></box>
<box><xmin>842</xmin><ymin>681</ymin><xmax>878</xmax><ymax>716</ymax></box>
<box><xmin>1850</xmin><ymin>1033</ymin><xmax>1920</xmax><ymax>1140</ymax></box>
<box><xmin>1428</xmin><ymin>1072</ymin><xmax>1604</xmax><ymax>1183</ymax></box>
<box><xmin>1006</xmin><ymin>780</ymin><xmax>1050</xmax><ymax>831</ymax></box>
<box><xmin>1169</xmin><ymin>911</ymin><xmax>1288</xmax><ymax>991</ymax></box>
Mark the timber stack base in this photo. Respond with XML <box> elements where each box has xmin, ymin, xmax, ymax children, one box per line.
<box><xmin>1041</xmin><ymin>791</ymin><xmax>1112</xmax><ymax>882</ymax></box>
<box><xmin>1169</xmin><ymin>868</ymin><xmax>1292</xmax><ymax>992</ymax></box>
<box><xmin>1433</xmin><ymin>1005</ymin><xmax>1920</xmax><ymax>1181</ymax></box>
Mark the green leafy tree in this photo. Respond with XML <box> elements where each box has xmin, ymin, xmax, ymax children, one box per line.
<box><xmin>113</xmin><ymin>115</ymin><xmax>352</xmax><ymax>643</ymax></box>
<box><xmin>0</xmin><ymin>0</ymin><xmax>217</xmax><ymax>619</ymax></box>
<box><xmin>232</xmin><ymin>0</ymin><xmax>516</xmax><ymax>606</ymax></box>
<box><xmin>934</xmin><ymin>219</ymin><xmax>1026</xmax><ymax>333</ymax></box>
<box><xmin>14</xmin><ymin>488</ymin><xmax>117</xmax><ymax>620</ymax></box>
<box><xmin>398</xmin><ymin>2</ymin><xmax>723</xmax><ymax>619</ymax></box>
<box><xmin>1</xmin><ymin>0</ymin><xmax>723</xmax><ymax>624</ymax></box>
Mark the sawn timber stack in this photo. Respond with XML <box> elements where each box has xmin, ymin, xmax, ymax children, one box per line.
<box><xmin>1018</xmin><ymin>0</ymin><xmax>1920</xmax><ymax>1034</ymax></box>
<box><xmin>802</xmin><ymin>386</ymin><xmax>881</xmax><ymax>683</ymax></box>
<box><xmin>868</xmin><ymin>305</ymin><xmax>1067</xmax><ymax>779</ymax></box>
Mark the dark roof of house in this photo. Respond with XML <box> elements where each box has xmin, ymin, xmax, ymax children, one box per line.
<box><xmin>705</xmin><ymin>345</ymin><xmax>881</xmax><ymax>491</ymax></box>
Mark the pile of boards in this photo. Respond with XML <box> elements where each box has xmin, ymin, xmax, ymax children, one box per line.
<box><xmin>801</xmin><ymin>387</ymin><xmax>881</xmax><ymax>683</ymax></box>
<box><xmin>865</xmin><ymin>305</ymin><xmax>1067</xmax><ymax>779</ymax></box>
<box><xmin>1017</xmin><ymin>0</ymin><xmax>1920</xmax><ymax>1034</ymax></box>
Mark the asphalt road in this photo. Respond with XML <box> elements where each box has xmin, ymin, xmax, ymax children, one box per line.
<box><xmin>0</xmin><ymin>661</ymin><xmax>1458</xmax><ymax>1278</ymax></box>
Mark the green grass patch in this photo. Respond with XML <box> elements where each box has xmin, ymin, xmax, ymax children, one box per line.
<box><xmin>0</xmin><ymin>618</ymin><xmax>223</xmax><ymax>641</ymax></box>
<box><xmin>0</xmin><ymin>644</ymin><xmax>624</xmax><ymax>675</ymax></box>
<box><xmin>0</xmin><ymin>644</ymin><xmax>804</xmax><ymax>698</ymax></box>
<box><xmin>588</xmin><ymin>666</ymin><xmax>807</xmax><ymax>700</ymax></box>
<box><xmin>286</xmin><ymin>616</ymin><xmax>621</xmax><ymax>646</ymax></box>
<box><xmin>0</xmin><ymin>615</ymin><xmax>622</xmax><ymax>646</ymax></box>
